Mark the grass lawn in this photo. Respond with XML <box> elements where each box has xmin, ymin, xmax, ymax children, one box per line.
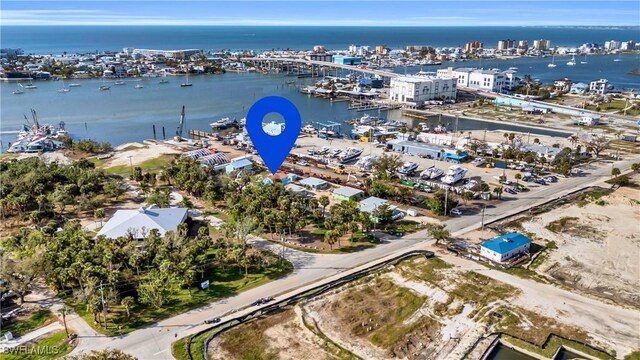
<box><xmin>66</xmin><ymin>255</ymin><xmax>293</xmax><ymax>336</ymax></box>
<box><xmin>1</xmin><ymin>309</ymin><xmax>55</xmax><ymax>337</ymax></box>
<box><xmin>104</xmin><ymin>154</ymin><xmax>176</xmax><ymax>175</ymax></box>
<box><xmin>586</xmin><ymin>99</ymin><xmax>640</xmax><ymax>116</ymax></box>
<box><xmin>381</xmin><ymin>220</ymin><xmax>423</xmax><ymax>235</ymax></box>
<box><xmin>2</xmin><ymin>331</ymin><xmax>74</xmax><ymax>360</ymax></box>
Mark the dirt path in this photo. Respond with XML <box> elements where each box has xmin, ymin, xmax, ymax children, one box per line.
<box><xmin>437</xmin><ymin>251</ymin><xmax>640</xmax><ymax>356</ymax></box>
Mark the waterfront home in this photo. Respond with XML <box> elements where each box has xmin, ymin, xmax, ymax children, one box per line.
<box><xmin>333</xmin><ymin>186</ymin><xmax>364</xmax><ymax>202</ymax></box>
<box><xmin>553</xmin><ymin>78</ymin><xmax>573</xmax><ymax>93</ymax></box>
<box><xmin>97</xmin><ymin>205</ymin><xmax>188</xmax><ymax>240</ymax></box>
<box><xmin>518</xmin><ymin>143</ymin><xmax>562</xmax><ymax>161</ymax></box>
<box><xmin>263</xmin><ymin>171</ymin><xmax>295</xmax><ymax>185</ymax></box>
<box><xmin>436</xmin><ymin>67</ymin><xmax>518</xmax><ymax>93</ymax></box>
<box><xmin>299</xmin><ymin>177</ymin><xmax>330</xmax><ymax>190</ymax></box>
<box><xmin>570</xmin><ymin>83</ymin><xmax>589</xmax><ymax>94</ymax></box>
<box><xmin>480</xmin><ymin>233</ymin><xmax>531</xmax><ymax>263</ymax></box>
<box><xmin>589</xmin><ymin>79</ymin><xmax>610</xmax><ymax>95</ymax></box>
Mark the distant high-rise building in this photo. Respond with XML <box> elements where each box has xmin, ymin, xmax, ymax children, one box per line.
<box><xmin>533</xmin><ymin>39</ymin><xmax>550</xmax><ymax>51</ymax></box>
<box><xmin>604</xmin><ymin>40</ymin><xmax>621</xmax><ymax>50</ymax></box>
<box><xmin>517</xmin><ymin>40</ymin><xmax>528</xmax><ymax>54</ymax></box>
<box><xmin>375</xmin><ymin>45</ymin><xmax>389</xmax><ymax>54</ymax></box>
<box><xmin>497</xmin><ymin>39</ymin><xmax>515</xmax><ymax>50</ymax></box>
<box><xmin>465</xmin><ymin>41</ymin><xmax>484</xmax><ymax>53</ymax></box>
<box><xmin>620</xmin><ymin>41</ymin><xmax>635</xmax><ymax>51</ymax></box>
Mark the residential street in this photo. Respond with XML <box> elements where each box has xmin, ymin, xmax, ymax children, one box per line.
<box><xmin>54</xmin><ymin>157</ymin><xmax>639</xmax><ymax>359</ymax></box>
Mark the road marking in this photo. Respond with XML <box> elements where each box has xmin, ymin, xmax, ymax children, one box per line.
<box><xmin>154</xmin><ymin>349</ymin><xmax>169</xmax><ymax>355</ymax></box>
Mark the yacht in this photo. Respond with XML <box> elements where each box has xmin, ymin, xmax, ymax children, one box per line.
<box><xmin>159</xmin><ymin>78</ymin><xmax>169</xmax><ymax>84</ymax></box>
<box><xmin>134</xmin><ymin>84</ymin><xmax>144</xmax><ymax>89</ymax></box>
<box><xmin>441</xmin><ymin>165</ymin><xmax>467</xmax><ymax>185</ymax></box>
<box><xmin>430</xmin><ymin>167</ymin><xmax>444</xmax><ymax>179</ymax></box>
<box><xmin>24</xmin><ymin>83</ymin><xmax>37</xmax><ymax>90</ymax></box>
<box><xmin>13</xmin><ymin>88</ymin><xmax>25</xmax><ymax>95</ymax></box>
<box><xmin>338</xmin><ymin>147</ymin><xmax>363</xmax><ymax>164</ymax></box>
<box><xmin>210</xmin><ymin>117</ymin><xmax>238</xmax><ymax>129</ymax></box>
<box><xmin>318</xmin><ymin>127</ymin><xmax>335</xmax><ymax>137</ymax></box>
<box><xmin>99</xmin><ymin>85</ymin><xmax>111</xmax><ymax>91</ymax></box>
<box><xmin>68</xmin><ymin>83</ymin><xmax>81</xmax><ymax>87</ymax></box>
<box><xmin>547</xmin><ymin>56</ymin><xmax>557</xmax><ymax>68</ymax></box>
<box><xmin>355</xmin><ymin>154</ymin><xmax>378</xmax><ymax>171</ymax></box>
<box><xmin>566</xmin><ymin>55</ymin><xmax>576</xmax><ymax>66</ymax></box>
<box><xmin>329</xmin><ymin>148</ymin><xmax>343</xmax><ymax>158</ymax></box>
<box><xmin>302</xmin><ymin>124</ymin><xmax>317</xmax><ymax>134</ymax></box>
<box><xmin>397</xmin><ymin>161</ymin><xmax>419</xmax><ymax>175</ymax></box>
<box><xmin>115</xmin><ymin>80</ymin><xmax>126</xmax><ymax>85</ymax></box>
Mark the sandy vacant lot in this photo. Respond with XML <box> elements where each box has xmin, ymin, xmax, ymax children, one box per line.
<box><xmin>106</xmin><ymin>142</ymin><xmax>182</xmax><ymax>167</ymax></box>
<box><xmin>520</xmin><ymin>185</ymin><xmax>640</xmax><ymax>308</ymax></box>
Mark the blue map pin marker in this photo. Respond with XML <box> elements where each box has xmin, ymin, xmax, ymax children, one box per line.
<box><xmin>246</xmin><ymin>96</ymin><xmax>301</xmax><ymax>174</ymax></box>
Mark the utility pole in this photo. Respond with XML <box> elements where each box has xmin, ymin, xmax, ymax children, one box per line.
<box><xmin>481</xmin><ymin>205</ymin><xmax>486</xmax><ymax>232</ymax></box>
<box><xmin>444</xmin><ymin>186</ymin><xmax>449</xmax><ymax>216</ymax></box>
<box><xmin>98</xmin><ymin>281</ymin><xmax>107</xmax><ymax>329</ymax></box>
<box><xmin>128</xmin><ymin>156</ymin><xmax>134</xmax><ymax>179</ymax></box>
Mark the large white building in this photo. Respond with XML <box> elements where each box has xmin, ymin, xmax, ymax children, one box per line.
<box><xmin>437</xmin><ymin>67</ymin><xmax>518</xmax><ymax>93</ymax></box>
<box><xmin>389</xmin><ymin>75</ymin><xmax>457</xmax><ymax>106</ymax></box>
<box><xmin>480</xmin><ymin>233</ymin><xmax>532</xmax><ymax>263</ymax></box>
<box><xmin>589</xmin><ymin>79</ymin><xmax>610</xmax><ymax>95</ymax></box>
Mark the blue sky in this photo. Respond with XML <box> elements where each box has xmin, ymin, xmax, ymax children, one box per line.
<box><xmin>2</xmin><ymin>1</ymin><xmax>639</xmax><ymax>26</ymax></box>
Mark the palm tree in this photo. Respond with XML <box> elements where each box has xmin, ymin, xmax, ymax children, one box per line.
<box><xmin>319</xmin><ymin>195</ymin><xmax>330</xmax><ymax>216</ymax></box>
<box><xmin>493</xmin><ymin>186</ymin><xmax>503</xmax><ymax>200</ymax></box>
<box><xmin>514</xmin><ymin>173</ymin><xmax>522</xmax><ymax>185</ymax></box>
<box><xmin>533</xmin><ymin>138</ymin><xmax>540</xmax><ymax>144</ymax></box>
<box><xmin>95</xmin><ymin>209</ymin><xmax>105</xmax><ymax>227</ymax></box>
<box><xmin>59</xmin><ymin>306</ymin><xmax>71</xmax><ymax>338</ymax></box>
<box><xmin>121</xmin><ymin>296</ymin><xmax>135</xmax><ymax>318</ymax></box>
<box><xmin>611</xmin><ymin>167</ymin><xmax>621</xmax><ymax>178</ymax></box>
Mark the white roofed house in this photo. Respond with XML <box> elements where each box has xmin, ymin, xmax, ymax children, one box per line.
<box><xmin>97</xmin><ymin>205</ymin><xmax>188</xmax><ymax>240</ymax></box>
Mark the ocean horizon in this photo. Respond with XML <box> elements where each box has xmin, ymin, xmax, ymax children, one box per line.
<box><xmin>2</xmin><ymin>25</ymin><xmax>639</xmax><ymax>54</ymax></box>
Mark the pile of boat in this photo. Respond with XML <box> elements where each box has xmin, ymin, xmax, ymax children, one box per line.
<box><xmin>7</xmin><ymin>110</ymin><xmax>68</xmax><ymax>153</ymax></box>
<box><xmin>306</xmin><ymin>146</ymin><xmax>363</xmax><ymax>164</ymax></box>
<box><xmin>210</xmin><ymin>117</ymin><xmax>245</xmax><ymax>130</ymax></box>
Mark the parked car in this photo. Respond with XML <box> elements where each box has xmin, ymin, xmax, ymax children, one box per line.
<box><xmin>516</xmin><ymin>184</ymin><xmax>528</xmax><ymax>191</ymax></box>
<box><xmin>471</xmin><ymin>158</ymin><xmax>486</xmax><ymax>167</ymax></box>
<box><xmin>204</xmin><ymin>317</ymin><xmax>221</xmax><ymax>324</ymax></box>
<box><xmin>504</xmin><ymin>187</ymin><xmax>517</xmax><ymax>194</ymax></box>
<box><xmin>534</xmin><ymin>179</ymin><xmax>547</xmax><ymax>185</ymax></box>
<box><xmin>295</xmin><ymin>160</ymin><xmax>309</xmax><ymax>166</ymax></box>
<box><xmin>450</xmin><ymin>208</ymin><xmax>463</xmax><ymax>216</ymax></box>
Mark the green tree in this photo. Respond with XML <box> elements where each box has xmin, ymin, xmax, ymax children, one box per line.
<box><xmin>318</xmin><ymin>195</ymin><xmax>330</xmax><ymax>216</ymax></box>
<box><xmin>95</xmin><ymin>209</ymin><xmax>105</xmax><ymax>227</ymax></box>
<box><xmin>0</xmin><ymin>252</ymin><xmax>42</xmax><ymax>304</ymax></box>
<box><xmin>372</xmin><ymin>153</ymin><xmax>403</xmax><ymax>180</ymax></box>
<box><xmin>427</xmin><ymin>191</ymin><xmax>458</xmax><ymax>216</ymax></box>
<box><xmin>145</xmin><ymin>188</ymin><xmax>171</xmax><ymax>208</ymax></box>
<box><xmin>462</xmin><ymin>191</ymin><xmax>474</xmax><ymax>204</ymax></box>
<box><xmin>631</xmin><ymin>163</ymin><xmax>640</xmax><ymax>173</ymax></box>
<box><xmin>611</xmin><ymin>167</ymin><xmax>621</xmax><ymax>178</ymax></box>
<box><xmin>426</xmin><ymin>223</ymin><xmax>450</xmax><ymax>245</ymax></box>
<box><xmin>493</xmin><ymin>186</ymin><xmax>503</xmax><ymax>200</ymax></box>
<box><xmin>514</xmin><ymin>173</ymin><xmax>522</xmax><ymax>184</ymax></box>
<box><xmin>121</xmin><ymin>296</ymin><xmax>135</xmax><ymax>318</ymax></box>
<box><xmin>62</xmin><ymin>349</ymin><xmax>138</xmax><ymax>360</ymax></box>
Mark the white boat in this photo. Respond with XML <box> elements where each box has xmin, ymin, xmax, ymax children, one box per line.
<box><xmin>134</xmin><ymin>84</ymin><xmax>144</xmax><ymax>89</ymax></box>
<box><xmin>318</xmin><ymin>127</ymin><xmax>335</xmax><ymax>137</ymax></box>
<box><xmin>68</xmin><ymin>83</ymin><xmax>81</xmax><ymax>87</ymax></box>
<box><xmin>613</xmin><ymin>56</ymin><xmax>622</xmax><ymax>62</ymax></box>
<box><xmin>566</xmin><ymin>55</ymin><xmax>576</xmax><ymax>66</ymax></box>
<box><xmin>441</xmin><ymin>165</ymin><xmax>467</xmax><ymax>185</ymax></box>
<box><xmin>115</xmin><ymin>80</ymin><xmax>126</xmax><ymax>85</ymax></box>
<box><xmin>300</xmin><ymin>86</ymin><xmax>315</xmax><ymax>94</ymax></box>
<box><xmin>420</xmin><ymin>166</ymin><xmax>435</xmax><ymax>179</ymax></box>
<box><xmin>302</xmin><ymin>124</ymin><xmax>317</xmax><ymax>134</ymax></box>
<box><xmin>355</xmin><ymin>154</ymin><xmax>378</xmax><ymax>171</ymax></box>
<box><xmin>57</xmin><ymin>80</ymin><xmax>70</xmax><ymax>93</ymax></box>
<box><xmin>338</xmin><ymin>147</ymin><xmax>363</xmax><ymax>163</ymax></box>
<box><xmin>580</xmin><ymin>54</ymin><xmax>588</xmax><ymax>64</ymax></box>
<box><xmin>23</xmin><ymin>82</ymin><xmax>37</xmax><ymax>89</ymax></box>
<box><xmin>159</xmin><ymin>79</ymin><xmax>169</xmax><ymax>84</ymax></box>
<box><xmin>547</xmin><ymin>56</ymin><xmax>557</xmax><ymax>68</ymax></box>
<box><xmin>397</xmin><ymin>161</ymin><xmax>419</xmax><ymax>175</ymax></box>
<box><xmin>210</xmin><ymin>117</ymin><xmax>238</xmax><ymax>129</ymax></box>
<box><xmin>429</xmin><ymin>167</ymin><xmax>444</xmax><ymax>179</ymax></box>
<box><xmin>13</xmin><ymin>87</ymin><xmax>25</xmax><ymax>95</ymax></box>
<box><xmin>99</xmin><ymin>85</ymin><xmax>111</xmax><ymax>91</ymax></box>
<box><xmin>329</xmin><ymin>148</ymin><xmax>343</xmax><ymax>158</ymax></box>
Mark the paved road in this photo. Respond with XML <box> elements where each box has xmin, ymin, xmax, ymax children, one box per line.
<box><xmin>69</xmin><ymin>157</ymin><xmax>638</xmax><ymax>359</ymax></box>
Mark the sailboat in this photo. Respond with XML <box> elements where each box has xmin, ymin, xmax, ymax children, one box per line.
<box><xmin>13</xmin><ymin>84</ymin><xmax>25</xmax><ymax>95</ymax></box>
<box><xmin>24</xmin><ymin>79</ymin><xmax>37</xmax><ymax>89</ymax></box>
<box><xmin>68</xmin><ymin>83</ymin><xmax>81</xmax><ymax>87</ymax></box>
<box><xmin>180</xmin><ymin>72</ymin><xmax>192</xmax><ymax>87</ymax></box>
<box><xmin>159</xmin><ymin>78</ymin><xmax>169</xmax><ymax>84</ymax></box>
<box><xmin>57</xmin><ymin>80</ymin><xmax>70</xmax><ymax>93</ymax></box>
<box><xmin>547</xmin><ymin>55</ymin><xmax>557</xmax><ymax>68</ymax></box>
<box><xmin>613</xmin><ymin>54</ymin><xmax>622</xmax><ymax>62</ymax></box>
<box><xmin>580</xmin><ymin>54</ymin><xmax>588</xmax><ymax>64</ymax></box>
<box><xmin>566</xmin><ymin>55</ymin><xmax>576</xmax><ymax>66</ymax></box>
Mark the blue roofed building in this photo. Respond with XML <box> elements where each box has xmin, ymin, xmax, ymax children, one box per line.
<box><xmin>480</xmin><ymin>233</ymin><xmax>532</xmax><ymax>262</ymax></box>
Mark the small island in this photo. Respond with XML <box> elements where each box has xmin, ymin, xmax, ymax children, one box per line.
<box><xmin>629</xmin><ymin>68</ymin><xmax>640</xmax><ymax>76</ymax></box>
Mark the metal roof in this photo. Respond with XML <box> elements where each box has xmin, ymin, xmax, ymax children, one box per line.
<box><xmin>481</xmin><ymin>233</ymin><xmax>531</xmax><ymax>254</ymax></box>
<box><xmin>97</xmin><ymin>206</ymin><xmax>188</xmax><ymax>239</ymax></box>
<box><xmin>333</xmin><ymin>186</ymin><xmax>364</xmax><ymax>198</ymax></box>
<box><xmin>299</xmin><ymin>177</ymin><xmax>328</xmax><ymax>187</ymax></box>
